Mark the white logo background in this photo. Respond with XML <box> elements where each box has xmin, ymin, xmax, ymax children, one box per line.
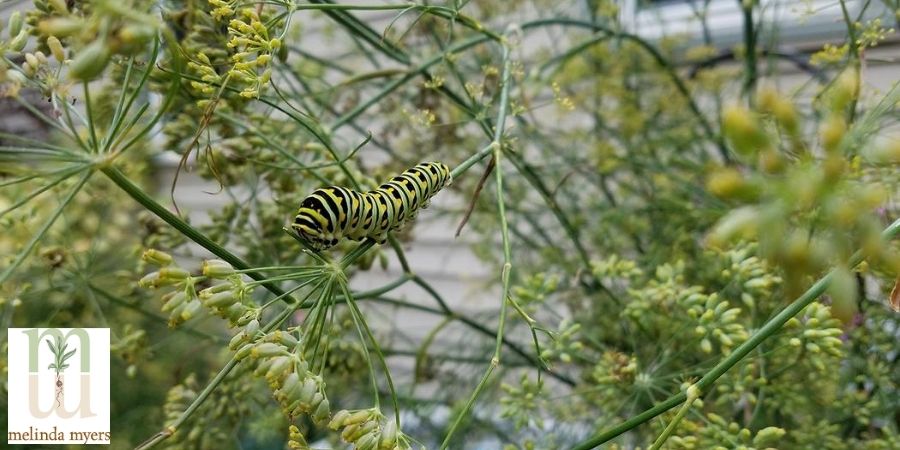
<box><xmin>7</xmin><ymin>328</ymin><xmax>110</xmax><ymax>444</ymax></box>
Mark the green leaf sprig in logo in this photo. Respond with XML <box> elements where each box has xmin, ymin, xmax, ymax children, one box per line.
<box><xmin>46</xmin><ymin>335</ymin><xmax>77</xmax><ymax>408</ymax></box>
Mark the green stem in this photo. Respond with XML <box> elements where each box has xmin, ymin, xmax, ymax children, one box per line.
<box><xmin>451</xmin><ymin>142</ymin><xmax>495</xmax><ymax>180</ymax></box>
<box><xmin>414</xmin><ymin>316</ymin><xmax>454</xmax><ymax>383</ymax></box>
<box><xmin>101</xmin><ymin>166</ymin><xmax>293</xmax><ymax>302</ymax></box>
<box><xmin>83</xmin><ymin>81</ymin><xmax>99</xmax><ymax>152</ymax></box>
<box><xmin>332</xmin><ymin>34</ymin><xmax>490</xmax><ymax>129</ymax></box>
<box><xmin>339</xmin><ymin>281</ymin><xmax>401</xmax><ymax>424</ymax></box>
<box><xmin>648</xmin><ymin>386</ymin><xmax>699</xmax><ymax>450</ymax></box>
<box><xmin>439</xmin><ymin>42</ymin><xmax>513</xmax><ymax>450</ymax></box>
<box><xmin>740</xmin><ymin>0</ymin><xmax>757</xmax><ymax>99</ymax></box>
<box><xmin>339</xmin><ymin>274</ymin><xmax>413</xmax><ymax>300</ymax></box>
<box><xmin>306</xmin><ymin>0</ymin><xmax>410</xmax><ymax>65</ymax></box>
<box><xmin>838</xmin><ymin>0</ymin><xmax>862</xmax><ymax>122</ymax></box>
<box><xmin>570</xmin><ymin>218</ymin><xmax>900</xmax><ymax>450</ymax></box>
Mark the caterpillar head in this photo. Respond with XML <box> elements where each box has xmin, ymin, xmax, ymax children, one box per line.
<box><xmin>292</xmin><ymin>213</ymin><xmax>336</xmax><ymax>251</ymax></box>
<box><xmin>292</xmin><ymin>192</ymin><xmax>338</xmax><ymax>251</ymax></box>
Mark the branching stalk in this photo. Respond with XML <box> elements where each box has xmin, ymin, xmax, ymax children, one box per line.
<box><xmin>440</xmin><ymin>42</ymin><xmax>513</xmax><ymax>450</ymax></box>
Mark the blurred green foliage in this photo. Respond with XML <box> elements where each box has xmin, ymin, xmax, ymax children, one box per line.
<box><xmin>1</xmin><ymin>0</ymin><xmax>899</xmax><ymax>449</ymax></box>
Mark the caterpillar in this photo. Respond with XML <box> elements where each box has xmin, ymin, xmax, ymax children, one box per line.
<box><xmin>292</xmin><ymin>162</ymin><xmax>452</xmax><ymax>250</ymax></box>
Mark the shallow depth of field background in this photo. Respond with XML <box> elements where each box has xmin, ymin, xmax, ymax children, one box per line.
<box><xmin>1</xmin><ymin>1</ymin><xmax>899</xmax><ymax>449</ymax></box>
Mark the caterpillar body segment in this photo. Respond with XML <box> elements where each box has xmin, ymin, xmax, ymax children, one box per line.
<box><xmin>292</xmin><ymin>162</ymin><xmax>452</xmax><ymax>250</ymax></box>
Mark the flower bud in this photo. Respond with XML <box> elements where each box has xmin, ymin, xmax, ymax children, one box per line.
<box><xmin>199</xmin><ymin>282</ymin><xmax>232</xmax><ymax>299</ymax></box>
<box><xmin>235</xmin><ymin>343</ymin><xmax>253</xmax><ymax>360</ymax></box>
<box><xmin>279</xmin><ymin>371</ymin><xmax>301</xmax><ymax>396</ymax></box>
<box><xmin>741</xmin><ymin>293</ymin><xmax>755</xmax><ymax>309</ymax></box>
<box><xmin>288</xmin><ymin>425</ymin><xmax>304</xmax><ymax>441</ymax></box>
<box><xmin>349</xmin><ymin>421</ymin><xmax>377</xmax><ymax>442</ymax></box>
<box><xmin>720</xmin><ymin>308</ymin><xmax>741</xmax><ymax>323</ymax></box>
<box><xmin>706</xmin><ymin>206</ymin><xmax>759</xmax><ymax>247</ymax></box>
<box><xmin>345</xmin><ymin>409</ymin><xmax>374</xmax><ymax>425</ymax></box>
<box><xmin>757</xmin><ymin>148</ymin><xmax>786</xmax><ymax>174</ymax></box>
<box><xmin>308</xmin><ymin>392</ymin><xmax>324</xmax><ymax>410</ymax></box>
<box><xmin>830</xmin><ymin>69</ymin><xmax>859</xmax><ymax>111</ymax></box>
<box><xmin>819</xmin><ymin>115</ymin><xmax>846</xmax><ymax>153</ymax></box>
<box><xmin>312</xmin><ymin>398</ymin><xmax>330</xmax><ymax>423</ymax></box>
<box><xmin>823</xmin><ymin>155</ymin><xmax>846</xmax><ymax>181</ymax></box>
<box><xmin>380</xmin><ymin>420</ymin><xmax>398</xmax><ymax>446</ymax></box>
<box><xmin>753</xmin><ymin>427</ymin><xmax>786</xmax><ymax>446</ymax></box>
<box><xmin>287</xmin><ymin>423</ymin><xmax>308</xmax><ymax>449</ymax></box>
<box><xmin>142</xmin><ymin>248</ymin><xmax>173</xmax><ymax>266</ymax></box>
<box><xmin>161</xmin><ymin>291</ymin><xmax>189</xmax><ymax>312</ymax></box>
<box><xmin>10</xmin><ymin>29</ymin><xmax>28</xmax><ymax>52</ymax></box>
<box><xmin>138</xmin><ymin>271</ymin><xmax>161</xmax><ymax>288</ymax></box>
<box><xmin>722</xmin><ymin>104</ymin><xmax>768</xmax><ymax>156</ymax></box>
<box><xmin>25</xmin><ymin>53</ymin><xmax>39</xmax><ymax>70</ymax></box>
<box><xmin>340</xmin><ymin>424</ymin><xmax>360</xmax><ymax>442</ymax></box>
<box><xmin>169</xmin><ymin>302</ymin><xmax>189</xmax><ymax>326</ymax></box>
<box><xmin>771</xmin><ymin>98</ymin><xmax>799</xmax><ymax>135</ymax></box>
<box><xmin>828</xmin><ymin>266</ymin><xmax>858</xmax><ymax>325</ymax></box>
<box><xmin>68</xmin><ymin>40</ymin><xmax>111</xmax><ymax>81</ymax></box>
<box><xmin>224</xmin><ymin>303</ymin><xmax>246</xmax><ymax>322</ymax></box>
<box><xmin>717</xmin><ymin>332</ymin><xmax>734</xmax><ymax>347</ymax></box>
<box><xmin>272</xmin><ymin>330</ymin><xmax>299</xmax><ymax>348</ymax></box>
<box><xmin>203</xmin><ymin>290</ymin><xmax>237</xmax><ymax>308</ymax></box>
<box><xmin>118</xmin><ymin>24</ymin><xmax>155</xmax><ymax>46</ymax></box>
<box><xmin>159</xmin><ymin>267</ymin><xmax>190</xmax><ymax>281</ymax></box>
<box><xmin>202</xmin><ymin>259</ymin><xmax>235</xmax><ymax>278</ymax></box>
<box><xmin>706</xmin><ymin>168</ymin><xmax>758</xmax><ymax>201</ymax></box>
<box><xmin>756</xmin><ymin>86</ymin><xmax>779</xmax><ymax>113</ymax></box>
<box><xmin>355</xmin><ymin>433</ymin><xmax>377</xmax><ymax>450</ymax></box>
<box><xmin>298</xmin><ymin>378</ymin><xmax>318</xmax><ymax>404</ymax></box>
<box><xmin>47</xmin><ymin>36</ymin><xmax>65</xmax><ymax>63</ymax></box>
<box><xmin>8</xmin><ymin>12</ymin><xmax>22</xmax><ymax>37</ymax></box>
<box><xmin>329</xmin><ymin>410</ymin><xmax>351</xmax><ymax>429</ymax></box>
<box><xmin>181</xmin><ymin>299</ymin><xmax>203</xmax><ymax>320</ymax></box>
<box><xmin>758</xmin><ymin>86</ymin><xmax>799</xmax><ymax>135</ymax></box>
<box><xmin>6</xmin><ymin>68</ymin><xmax>26</xmax><ymax>84</ymax></box>
<box><xmin>244</xmin><ymin>319</ymin><xmax>260</xmax><ymax>336</ymax></box>
<box><xmin>38</xmin><ymin>18</ymin><xmax>83</xmax><ymax>37</ymax></box>
<box><xmin>235</xmin><ymin>310</ymin><xmax>257</xmax><ymax>326</ymax></box>
<box><xmin>266</xmin><ymin>356</ymin><xmax>291</xmax><ymax>380</ymax></box>
<box><xmin>862</xmin><ymin>139</ymin><xmax>900</xmax><ymax>164</ymax></box>
<box><xmin>251</xmin><ymin>342</ymin><xmax>284</xmax><ymax>358</ymax></box>
<box><xmin>229</xmin><ymin>330</ymin><xmax>248</xmax><ymax>350</ymax></box>
<box><xmin>48</xmin><ymin>0</ymin><xmax>68</xmax><ymax>14</ymax></box>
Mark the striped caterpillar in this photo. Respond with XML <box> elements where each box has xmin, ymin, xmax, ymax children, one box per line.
<box><xmin>292</xmin><ymin>162</ymin><xmax>452</xmax><ymax>250</ymax></box>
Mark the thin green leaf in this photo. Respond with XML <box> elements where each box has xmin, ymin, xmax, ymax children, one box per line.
<box><xmin>0</xmin><ymin>165</ymin><xmax>89</xmax><ymax>219</ymax></box>
<box><xmin>0</xmin><ymin>171</ymin><xmax>92</xmax><ymax>286</ymax></box>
